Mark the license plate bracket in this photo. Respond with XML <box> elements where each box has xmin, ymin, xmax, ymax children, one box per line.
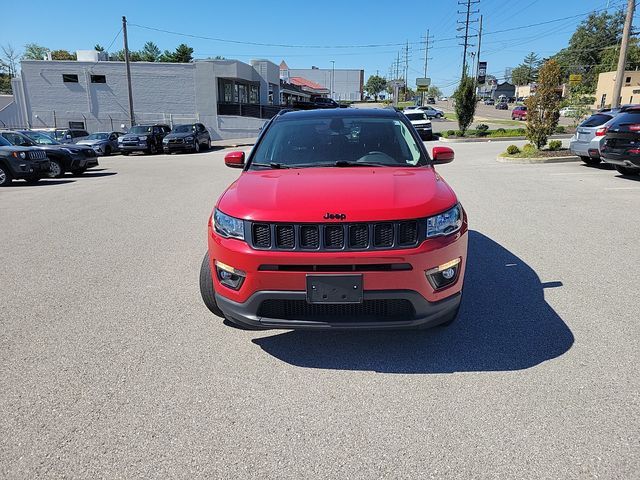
<box><xmin>306</xmin><ymin>274</ymin><xmax>363</xmax><ymax>304</ymax></box>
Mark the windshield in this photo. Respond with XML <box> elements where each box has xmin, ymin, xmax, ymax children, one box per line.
<box><xmin>250</xmin><ymin>116</ymin><xmax>427</xmax><ymax>169</ymax></box>
<box><xmin>86</xmin><ymin>133</ymin><xmax>109</xmax><ymax>140</ymax></box>
<box><xmin>22</xmin><ymin>131</ymin><xmax>59</xmax><ymax>145</ymax></box>
<box><xmin>0</xmin><ymin>136</ymin><xmax>10</xmax><ymax>146</ymax></box>
<box><xmin>405</xmin><ymin>112</ymin><xmax>427</xmax><ymax>121</ymax></box>
<box><xmin>172</xmin><ymin>125</ymin><xmax>195</xmax><ymax>133</ymax></box>
<box><xmin>1</xmin><ymin>132</ymin><xmax>35</xmax><ymax>146</ymax></box>
<box><xmin>129</xmin><ymin>125</ymin><xmax>152</xmax><ymax>134</ymax></box>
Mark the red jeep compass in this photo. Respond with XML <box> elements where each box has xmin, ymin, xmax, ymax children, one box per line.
<box><xmin>200</xmin><ymin>108</ymin><xmax>468</xmax><ymax>330</ymax></box>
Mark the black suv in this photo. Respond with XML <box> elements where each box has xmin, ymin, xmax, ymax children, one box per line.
<box><xmin>0</xmin><ymin>136</ymin><xmax>50</xmax><ymax>186</ymax></box>
<box><xmin>601</xmin><ymin>108</ymin><xmax>640</xmax><ymax>176</ymax></box>
<box><xmin>118</xmin><ymin>124</ymin><xmax>171</xmax><ymax>155</ymax></box>
<box><xmin>7</xmin><ymin>130</ymin><xmax>98</xmax><ymax>177</ymax></box>
<box><xmin>162</xmin><ymin>123</ymin><xmax>211</xmax><ymax>153</ymax></box>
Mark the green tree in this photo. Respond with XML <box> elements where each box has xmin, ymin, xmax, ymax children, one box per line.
<box><xmin>0</xmin><ymin>73</ymin><xmax>11</xmax><ymax>94</ymax></box>
<box><xmin>553</xmin><ymin>10</ymin><xmax>625</xmax><ymax>91</ymax></box>
<box><xmin>364</xmin><ymin>74</ymin><xmax>387</xmax><ymax>101</ymax></box>
<box><xmin>525</xmin><ymin>60</ymin><xmax>562</xmax><ymax>149</ymax></box>
<box><xmin>94</xmin><ymin>44</ymin><xmax>105</xmax><ymax>52</ymax></box>
<box><xmin>23</xmin><ymin>43</ymin><xmax>50</xmax><ymax>60</ymax></box>
<box><xmin>426</xmin><ymin>85</ymin><xmax>442</xmax><ymax>99</ymax></box>
<box><xmin>51</xmin><ymin>49</ymin><xmax>76</xmax><ymax>60</ymax></box>
<box><xmin>511</xmin><ymin>52</ymin><xmax>541</xmax><ymax>85</ymax></box>
<box><xmin>140</xmin><ymin>41</ymin><xmax>161</xmax><ymax>62</ymax></box>
<box><xmin>161</xmin><ymin>44</ymin><xmax>194</xmax><ymax>63</ymax></box>
<box><xmin>453</xmin><ymin>72</ymin><xmax>477</xmax><ymax>135</ymax></box>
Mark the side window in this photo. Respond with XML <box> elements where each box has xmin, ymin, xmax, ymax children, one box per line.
<box><xmin>395</xmin><ymin>120</ymin><xmax>421</xmax><ymax>165</ymax></box>
<box><xmin>109</xmin><ymin>134</ymin><xmax>117</xmax><ymax>141</ymax></box>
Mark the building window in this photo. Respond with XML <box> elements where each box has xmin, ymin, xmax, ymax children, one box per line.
<box><xmin>238</xmin><ymin>84</ymin><xmax>248</xmax><ymax>104</ymax></box>
<box><xmin>600</xmin><ymin>94</ymin><xmax>606</xmax><ymax>108</ymax></box>
<box><xmin>625</xmin><ymin>76</ymin><xmax>631</xmax><ymax>84</ymax></box>
<box><xmin>249</xmin><ymin>85</ymin><xmax>259</xmax><ymax>104</ymax></box>
<box><xmin>631</xmin><ymin>96</ymin><xmax>634</xmax><ymax>104</ymax></box>
<box><xmin>62</xmin><ymin>74</ymin><xmax>79</xmax><ymax>83</ymax></box>
<box><xmin>90</xmin><ymin>74</ymin><xmax>106</xmax><ymax>84</ymax></box>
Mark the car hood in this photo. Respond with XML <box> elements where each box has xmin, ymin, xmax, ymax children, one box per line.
<box><xmin>410</xmin><ymin>120</ymin><xmax>432</xmax><ymax>126</ymax></box>
<box><xmin>165</xmin><ymin>132</ymin><xmax>194</xmax><ymax>139</ymax></box>
<box><xmin>122</xmin><ymin>133</ymin><xmax>149</xmax><ymax>140</ymax></box>
<box><xmin>217</xmin><ymin>167</ymin><xmax>458</xmax><ymax>223</ymax></box>
<box><xmin>77</xmin><ymin>139</ymin><xmax>105</xmax><ymax>146</ymax></box>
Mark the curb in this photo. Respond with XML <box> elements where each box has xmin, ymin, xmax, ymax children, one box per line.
<box><xmin>496</xmin><ymin>155</ymin><xmax>579</xmax><ymax>164</ymax></box>
<box><xmin>439</xmin><ymin>134</ymin><xmax>572</xmax><ymax>143</ymax></box>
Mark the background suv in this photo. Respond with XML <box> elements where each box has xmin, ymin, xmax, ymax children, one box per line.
<box><xmin>162</xmin><ymin>123</ymin><xmax>211</xmax><ymax>153</ymax></box>
<box><xmin>5</xmin><ymin>130</ymin><xmax>98</xmax><ymax>177</ymax></box>
<box><xmin>199</xmin><ymin>108</ymin><xmax>467</xmax><ymax>330</ymax></box>
<box><xmin>601</xmin><ymin>108</ymin><xmax>640</xmax><ymax>176</ymax></box>
<box><xmin>118</xmin><ymin>124</ymin><xmax>170</xmax><ymax>155</ymax></box>
<box><xmin>0</xmin><ymin>136</ymin><xmax>50</xmax><ymax>186</ymax></box>
<box><xmin>511</xmin><ymin>106</ymin><xmax>527</xmax><ymax>121</ymax></box>
<box><xmin>76</xmin><ymin>131</ymin><xmax>124</xmax><ymax>156</ymax></box>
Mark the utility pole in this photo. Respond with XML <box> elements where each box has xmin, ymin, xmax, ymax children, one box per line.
<box><xmin>457</xmin><ymin>0</ymin><xmax>480</xmax><ymax>78</ymax></box>
<box><xmin>404</xmin><ymin>41</ymin><xmax>409</xmax><ymax>101</ymax></box>
<box><xmin>475</xmin><ymin>15</ymin><xmax>483</xmax><ymax>81</ymax></box>
<box><xmin>422</xmin><ymin>29</ymin><xmax>433</xmax><ymax>105</ymax></box>
<box><xmin>330</xmin><ymin>60</ymin><xmax>335</xmax><ymax>99</ymax></box>
<box><xmin>612</xmin><ymin>0</ymin><xmax>635</xmax><ymax>108</ymax></box>
<box><xmin>122</xmin><ymin>16</ymin><xmax>135</xmax><ymax>127</ymax></box>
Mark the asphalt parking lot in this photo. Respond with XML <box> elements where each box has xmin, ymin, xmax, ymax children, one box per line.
<box><xmin>1</xmin><ymin>142</ymin><xmax>639</xmax><ymax>478</ymax></box>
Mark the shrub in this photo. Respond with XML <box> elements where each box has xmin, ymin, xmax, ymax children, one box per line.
<box><xmin>476</xmin><ymin>123</ymin><xmax>489</xmax><ymax>132</ymax></box>
<box><xmin>555</xmin><ymin>125</ymin><xmax>566</xmax><ymax>134</ymax></box>
<box><xmin>455</xmin><ymin>130</ymin><xmax>464</xmax><ymax>137</ymax></box>
<box><xmin>548</xmin><ymin>140</ymin><xmax>562</xmax><ymax>151</ymax></box>
<box><xmin>517</xmin><ymin>128</ymin><xmax>526</xmax><ymax>134</ymax></box>
<box><xmin>496</xmin><ymin>128</ymin><xmax>506</xmax><ymax>134</ymax></box>
<box><xmin>446</xmin><ymin>129</ymin><xmax>456</xmax><ymax>136</ymax></box>
<box><xmin>506</xmin><ymin>145</ymin><xmax>520</xmax><ymax>155</ymax></box>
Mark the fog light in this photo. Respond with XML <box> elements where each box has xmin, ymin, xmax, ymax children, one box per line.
<box><xmin>426</xmin><ymin>258</ymin><xmax>461</xmax><ymax>290</ymax></box>
<box><xmin>215</xmin><ymin>260</ymin><xmax>246</xmax><ymax>290</ymax></box>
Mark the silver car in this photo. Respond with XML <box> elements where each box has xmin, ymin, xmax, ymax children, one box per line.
<box><xmin>76</xmin><ymin>131</ymin><xmax>124</xmax><ymax>156</ymax></box>
<box><xmin>569</xmin><ymin>112</ymin><xmax>614</xmax><ymax>166</ymax></box>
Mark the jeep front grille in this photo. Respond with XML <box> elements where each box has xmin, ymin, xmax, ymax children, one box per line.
<box><xmin>28</xmin><ymin>150</ymin><xmax>47</xmax><ymax>160</ymax></box>
<box><xmin>248</xmin><ymin>220</ymin><xmax>421</xmax><ymax>251</ymax></box>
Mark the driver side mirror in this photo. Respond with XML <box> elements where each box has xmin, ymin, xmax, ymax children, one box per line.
<box><xmin>432</xmin><ymin>146</ymin><xmax>455</xmax><ymax>164</ymax></box>
<box><xmin>224</xmin><ymin>151</ymin><xmax>245</xmax><ymax>168</ymax></box>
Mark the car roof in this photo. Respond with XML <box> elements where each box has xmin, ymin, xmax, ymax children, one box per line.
<box><xmin>275</xmin><ymin>108</ymin><xmax>400</xmax><ymax>121</ymax></box>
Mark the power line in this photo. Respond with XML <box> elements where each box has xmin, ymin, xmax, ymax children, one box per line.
<box><xmin>457</xmin><ymin>0</ymin><xmax>480</xmax><ymax>77</ymax></box>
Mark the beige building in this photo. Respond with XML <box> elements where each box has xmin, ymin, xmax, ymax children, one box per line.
<box><xmin>594</xmin><ymin>70</ymin><xmax>640</xmax><ymax>108</ymax></box>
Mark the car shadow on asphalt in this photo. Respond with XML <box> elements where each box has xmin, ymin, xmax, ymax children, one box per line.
<box><xmin>5</xmin><ymin>179</ymin><xmax>76</xmax><ymax>187</ymax></box>
<box><xmin>76</xmin><ymin>171</ymin><xmax>117</xmax><ymax>178</ymax></box>
<box><xmin>252</xmin><ymin>230</ymin><xmax>574</xmax><ymax>373</ymax></box>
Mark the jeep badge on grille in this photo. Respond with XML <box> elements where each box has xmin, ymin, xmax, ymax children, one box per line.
<box><xmin>324</xmin><ymin>213</ymin><xmax>346</xmax><ymax>220</ymax></box>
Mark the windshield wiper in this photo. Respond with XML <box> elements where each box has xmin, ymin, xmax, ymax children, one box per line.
<box><xmin>333</xmin><ymin>160</ymin><xmax>393</xmax><ymax>167</ymax></box>
<box><xmin>251</xmin><ymin>162</ymin><xmax>292</xmax><ymax>169</ymax></box>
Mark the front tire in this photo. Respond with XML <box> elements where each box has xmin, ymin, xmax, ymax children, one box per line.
<box><xmin>194</xmin><ymin>140</ymin><xmax>200</xmax><ymax>153</ymax></box>
<box><xmin>104</xmin><ymin>146</ymin><xmax>112</xmax><ymax>156</ymax></box>
<box><xmin>0</xmin><ymin>166</ymin><xmax>12</xmax><ymax>186</ymax></box>
<box><xmin>615</xmin><ymin>165</ymin><xmax>640</xmax><ymax>176</ymax></box>
<box><xmin>48</xmin><ymin>159</ymin><xmax>64</xmax><ymax>178</ymax></box>
<box><xmin>148</xmin><ymin>143</ymin><xmax>158</xmax><ymax>155</ymax></box>
<box><xmin>199</xmin><ymin>252</ymin><xmax>225</xmax><ymax>317</ymax></box>
<box><xmin>581</xmin><ymin>156</ymin><xmax>601</xmax><ymax>166</ymax></box>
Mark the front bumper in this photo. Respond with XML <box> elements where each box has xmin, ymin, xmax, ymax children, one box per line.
<box><xmin>163</xmin><ymin>142</ymin><xmax>196</xmax><ymax>152</ymax></box>
<box><xmin>207</xmin><ymin>222</ymin><xmax>468</xmax><ymax>329</ymax></box>
<box><xmin>119</xmin><ymin>142</ymin><xmax>148</xmax><ymax>152</ymax></box>
<box><xmin>216</xmin><ymin>289</ymin><xmax>462</xmax><ymax>330</ymax></box>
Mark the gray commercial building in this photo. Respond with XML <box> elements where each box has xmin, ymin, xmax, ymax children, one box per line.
<box><xmin>3</xmin><ymin>54</ymin><xmax>281</xmax><ymax>140</ymax></box>
<box><xmin>279</xmin><ymin>61</ymin><xmax>364</xmax><ymax>101</ymax></box>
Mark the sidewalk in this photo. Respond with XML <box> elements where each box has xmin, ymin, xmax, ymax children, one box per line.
<box><xmin>210</xmin><ymin>137</ymin><xmax>257</xmax><ymax>148</ymax></box>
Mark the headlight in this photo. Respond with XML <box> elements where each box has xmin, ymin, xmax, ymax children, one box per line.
<box><xmin>118</xmin><ymin>137</ymin><xmax>124</xmax><ymax>143</ymax></box>
<box><xmin>138</xmin><ymin>136</ymin><xmax>147</xmax><ymax>141</ymax></box>
<box><xmin>213</xmin><ymin>209</ymin><xmax>245</xmax><ymax>240</ymax></box>
<box><xmin>426</xmin><ymin>204</ymin><xmax>463</xmax><ymax>238</ymax></box>
<box><xmin>162</xmin><ymin>138</ymin><xmax>169</xmax><ymax>143</ymax></box>
<box><xmin>12</xmin><ymin>151</ymin><xmax>27</xmax><ymax>159</ymax></box>
<box><xmin>185</xmin><ymin>136</ymin><xmax>194</xmax><ymax>142</ymax></box>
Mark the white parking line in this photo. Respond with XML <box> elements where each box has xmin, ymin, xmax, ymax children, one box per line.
<box><xmin>604</xmin><ymin>186</ymin><xmax>640</xmax><ymax>190</ymax></box>
<box><xmin>549</xmin><ymin>172</ymin><xmax>605</xmax><ymax>176</ymax></box>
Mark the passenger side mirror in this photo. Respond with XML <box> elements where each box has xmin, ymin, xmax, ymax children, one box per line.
<box><xmin>224</xmin><ymin>151</ymin><xmax>245</xmax><ymax>168</ymax></box>
<box><xmin>432</xmin><ymin>146</ymin><xmax>455</xmax><ymax>164</ymax></box>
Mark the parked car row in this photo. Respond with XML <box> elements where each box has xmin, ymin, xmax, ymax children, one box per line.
<box><xmin>118</xmin><ymin>123</ymin><xmax>211</xmax><ymax>155</ymax></box>
<box><xmin>569</xmin><ymin>105</ymin><xmax>640</xmax><ymax>176</ymax></box>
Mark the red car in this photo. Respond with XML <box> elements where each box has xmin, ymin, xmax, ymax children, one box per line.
<box><xmin>200</xmin><ymin>108</ymin><xmax>468</xmax><ymax>330</ymax></box>
<box><xmin>511</xmin><ymin>106</ymin><xmax>527</xmax><ymax>121</ymax></box>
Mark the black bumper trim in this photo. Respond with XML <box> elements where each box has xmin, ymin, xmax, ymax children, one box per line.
<box><xmin>215</xmin><ymin>289</ymin><xmax>461</xmax><ymax>330</ymax></box>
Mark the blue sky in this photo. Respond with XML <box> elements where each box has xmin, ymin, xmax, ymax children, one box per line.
<box><xmin>3</xmin><ymin>0</ymin><xmax>631</xmax><ymax>94</ymax></box>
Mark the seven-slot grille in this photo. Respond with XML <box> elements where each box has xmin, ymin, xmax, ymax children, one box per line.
<box><xmin>249</xmin><ymin>220</ymin><xmax>421</xmax><ymax>251</ymax></box>
<box><xmin>28</xmin><ymin>150</ymin><xmax>47</xmax><ymax>160</ymax></box>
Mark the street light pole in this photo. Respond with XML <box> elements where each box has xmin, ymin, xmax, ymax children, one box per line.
<box><xmin>612</xmin><ymin>0</ymin><xmax>635</xmax><ymax>108</ymax></box>
<box><xmin>122</xmin><ymin>16</ymin><xmax>135</xmax><ymax>126</ymax></box>
<box><xmin>330</xmin><ymin>60</ymin><xmax>335</xmax><ymax>99</ymax></box>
